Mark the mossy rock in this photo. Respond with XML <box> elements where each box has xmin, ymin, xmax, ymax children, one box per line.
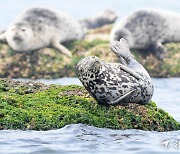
<box><xmin>0</xmin><ymin>26</ymin><xmax>180</xmax><ymax>78</ymax></box>
<box><xmin>131</xmin><ymin>43</ymin><xmax>180</xmax><ymax>77</ymax></box>
<box><xmin>0</xmin><ymin>78</ymin><xmax>179</xmax><ymax>131</ymax></box>
<box><xmin>0</xmin><ymin>44</ymin><xmax>72</xmax><ymax>79</ymax></box>
<box><xmin>0</xmin><ymin>39</ymin><xmax>108</xmax><ymax>79</ymax></box>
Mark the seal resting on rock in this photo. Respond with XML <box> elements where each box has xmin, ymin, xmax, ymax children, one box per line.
<box><xmin>110</xmin><ymin>9</ymin><xmax>180</xmax><ymax>60</ymax></box>
<box><xmin>77</xmin><ymin>38</ymin><xmax>153</xmax><ymax>105</ymax></box>
<box><xmin>0</xmin><ymin>7</ymin><xmax>86</xmax><ymax>56</ymax></box>
<box><xmin>80</xmin><ymin>9</ymin><xmax>117</xmax><ymax>29</ymax></box>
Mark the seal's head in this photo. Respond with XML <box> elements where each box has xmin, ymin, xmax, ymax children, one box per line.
<box><xmin>6</xmin><ymin>22</ymin><xmax>33</xmax><ymax>52</ymax></box>
<box><xmin>76</xmin><ymin>56</ymin><xmax>102</xmax><ymax>86</ymax></box>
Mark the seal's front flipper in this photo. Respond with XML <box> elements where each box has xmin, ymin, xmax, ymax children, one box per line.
<box><xmin>0</xmin><ymin>32</ymin><xmax>6</xmax><ymax>43</ymax></box>
<box><xmin>108</xmin><ymin>89</ymin><xmax>136</xmax><ymax>105</ymax></box>
<box><xmin>120</xmin><ymin>64</ymin><xmax>140</xmax><ymax>80</ymax></box>
<box><xmin>151</xmin><ymin>42</ymin><xmax>166</xmax><ymax>60</ymax></box>
<box><xmin>52</xmin><ymin>40</ymin><xmax>72</xmax><ymax>57</ymax></box>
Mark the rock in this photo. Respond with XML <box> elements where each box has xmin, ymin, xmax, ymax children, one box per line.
<box><xmin>0</xmin><ymin>44</ymin><xmax>73</xmax><ymax>78</ymax></box>
<box><xmin>0</xmin><ymin>78</ymin><xmax>179</xmax><ymax>131</ymax></box>
<box><xmin>0</xmin><ymin>25</ymin><xmax>180</xmax><ymax>78</ymax></box>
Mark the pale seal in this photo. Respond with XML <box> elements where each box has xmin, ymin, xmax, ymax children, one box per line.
<box><xmin>77</xmin><ymin>38</ymin><xmax>153</xmax><ymax>105</ymax></box>
<box><xmin>0</xmin><ymin>7</ymin><xmax>86</xmax><ymax>56</ymax></box>
<box><xmin>110</xmin><ymin>9</ymin><xmax>180</xmax><ymax>60</ymax></box>
<box><xmin>80</xmin><ymin>9</ymin><xmax>117</xmax><ymax>29</ymax></box>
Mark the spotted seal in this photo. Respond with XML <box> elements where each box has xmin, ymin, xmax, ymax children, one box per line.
<box><xmin>0</xmin><ymin>7</ymin><xmax>86</xmax><ymax>56</ymax></box>
<box><xmin>80</xmin><ymin>9</ymin><xmax>117</xmax><ymax>29</ymax></box>
<box><xmin>110</xmin><ymin>9</ymin><xmax>180</xmax><ymax>60</ymax></box>
<box><xmin>77</xmin><ymin>38</ymin><xmax>154</xmax><ymax>105</ymax></box>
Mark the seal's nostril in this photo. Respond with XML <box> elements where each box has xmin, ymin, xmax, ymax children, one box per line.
<box><xmin>13</xmin><ymin>36</ymin><xmax>22</xmax><ymax>42</ymax></box>
<box><xmin>13</xmin><ymin>36</ymin><xmax>17</xmax><ymax>40</ymax></box>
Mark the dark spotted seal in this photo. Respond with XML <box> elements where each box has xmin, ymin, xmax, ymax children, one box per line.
<box><xmin>110</xmin><ymin>9</ymin><xmax>180</xmax><ymax>60</ymax></box>
<box><xmin>0</xmin><ymin>7</ymin><xmax>86</xmax><ymax>56</ymax></box>
<box><xmin>77</xmin><ymin>38</ymin><xmax>154</xmax><ymax>105</ymax></box>
<box><xmin>80</xmin><ymin>9</ymin><xmax>117</xmax><ymax>29</ymax></box>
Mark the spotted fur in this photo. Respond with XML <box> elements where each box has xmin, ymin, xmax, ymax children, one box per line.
<box><xmin>0</xmin><ymin>7</ymin><xmax>86</xmax><ymax>56</ymax></box>
<box><xmin>77</xmin><ymin>38</ymin><xmax>153</xmax><ymax>105</ymax></box>
<box><xmin>110</xmin><ymin>9</ymin><xmax>180</xmax><ymax>60</ymax></box>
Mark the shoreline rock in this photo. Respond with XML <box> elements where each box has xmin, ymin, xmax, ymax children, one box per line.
<box><xmin>0</xmin><ymin>25</ymin><xmax>180</xmax><ymax>78</ymax></box>
<box><xmin>0</xmin><ymin>78</ymin><xmax>179</xmax><ymax>131</ymax></box>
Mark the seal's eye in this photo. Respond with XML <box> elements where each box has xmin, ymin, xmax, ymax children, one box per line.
<box><xmin>90</xmin><ymin>61</ymin><xmax>101</xmax><ymax>73</ymax></box>
<box><xmin>22</xmin><ymin>29</ymin><xmax>26</xmax><ymax>32</ymax></box>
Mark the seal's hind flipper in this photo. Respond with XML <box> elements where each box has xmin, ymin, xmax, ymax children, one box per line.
<box><xmin>110</xmin><ymin>38</ymin><xmax>133</xmax><ymax>61</ymax></box>
<box><xmin>120</xmin><ymin>64</ymin><xmax>140</xmax><ymax>80</ymax></box>
<box><xmin>108</xmin><ymin>89</ymin><xmax>136</xmax><ymax>105</ymax></box>
<box><xmin>151</xmin><ymin>42</ymin><xmax>167</xmax><ymax>60</ymax></box>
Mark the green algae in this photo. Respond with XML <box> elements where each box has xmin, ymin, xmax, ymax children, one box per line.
<box><xmin>0</xmin><ymin>22</ymin><xmax>180</xmax><ymax>78</ymax></box>
<box><xmin>0</xmin><ymin>38</ymin><xmax>180</xmax><ymax>78</ymax></box>
<box><xmin>130</xmin><ymin>43</ymin><xmax>180</xmax><ymax>77</ymax></box>
<box><xmin>0</xmin><ymin>79</ymin><xmax>179</xmax><ymax>131</ymax></box>
<box><xmin>0</xmin><ymin>39</ymin><xmax>109</xmax><ymax>79</ymax></box>
<box><xmin>64</xmin><ymin>39</ymin><xmax>108</xmax><ymax>52</ymax></box>
<box><xmin>0</xmin><ymin>20</ymin><xmax>180</xmax><ymax>79</ymax></box>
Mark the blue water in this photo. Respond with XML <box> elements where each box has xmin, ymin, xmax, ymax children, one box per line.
<box><xmin>0</xmin><ymin>124</ymin><xmax>180</xmax><ymax>154</ymax></box>
<box><xmin>2</xmin><ymin>77</ymin><xmax>178</xmax><ymax>154</ymax></box>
